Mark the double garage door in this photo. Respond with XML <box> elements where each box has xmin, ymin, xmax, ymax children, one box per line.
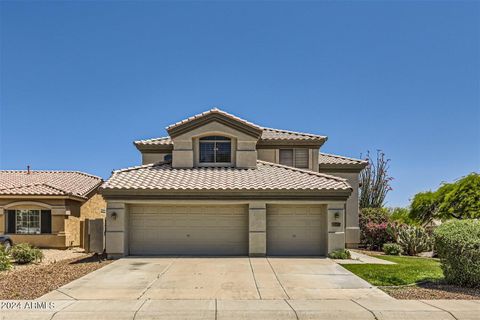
<box><xmin>128</xmin><ymin>204</ymin><xmax>326</xmax><ymax>256</ymax></box>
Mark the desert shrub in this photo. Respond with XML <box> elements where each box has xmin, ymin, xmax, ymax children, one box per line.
<box><xmin>434</xmin><ymin>220</ymin><xmax>480</xmax><ymax>287</ymax></box>
<box><xmin>359</xmin><ymin>208</ymin><xmax>394</xmax><ymax>250</ymax></box>
<box><xmin>328</xmin><ymin>249</ymin><xmax>351</xmax><ymax>259</ymax></box>
<box><xmin>362</xmin><ymin>221</ymin><xmax>396</xmax><ymax>251</ymax></box>
<box><xmin>382</xmin><ymin>243</ymin><xmax>403</xmax><ymax>256</ymax></box>
<box><xmin>10</xmin><ymin>243</ymin><xmax>43</xmax><ymax>264</ymax></box>
<box><xmin>0</xmin><ymin>245</ymin><xmax>12</xmax><ymax>271</ymax></box>
<box><xmin>389</xmin><ymin>225</ymin><xmax>432</xmax><ymax>256</ymax></box>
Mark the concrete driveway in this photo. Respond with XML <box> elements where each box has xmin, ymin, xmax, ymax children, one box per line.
<box><xmin>42</xmin><ymin>257</ymin><xmax>389</xmax><ymax>300</ymax></box>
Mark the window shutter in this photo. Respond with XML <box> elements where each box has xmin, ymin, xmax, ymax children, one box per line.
<box><xmin>279</xmin><ymin>149</ymin><xmax>294</xmax><ymax>167</ymax></box>
<box><xmin>40</xmin><ymin>210</ymin><xmax>52</xmax><ymax>234</ymax></box>
<box><xmin>6</xmin><ymin>210</ymin><xmax>16</xmax><ymax>233</ymax></box>
<box><xmin>294</xmin><ymin>149</ymin><xmax>309</xmax><ymax>168</ymax></box>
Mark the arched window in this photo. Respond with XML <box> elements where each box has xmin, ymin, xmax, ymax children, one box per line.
<box><xmin>199</xmin><ymin>136</ymin><xmax>231</xmax><ymax>163</ymax></box>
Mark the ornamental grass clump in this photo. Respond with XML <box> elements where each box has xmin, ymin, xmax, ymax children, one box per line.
<box><xmin>434</xmin><ymin>220</ymin><xmax>480</xmax><ymax>287</ymax></box>
<box><xmin>10</xmin><ymin>243</ymin><xmax>43</xmax><ymax>265</ymax></box>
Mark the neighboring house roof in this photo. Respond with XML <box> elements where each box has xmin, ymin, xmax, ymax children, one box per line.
<box><xmin>318</xmin><ymin>153</ymin><xmax>368</xmax><ymax>171</ymax></box>
<box><xmin>0</xmin><ymin>171</ymin><xmax>103</xmax><ymax>200</ymax></box>
<box><xmin>100</xmin><ymin>160</ymin><xmax>351</xmax><ymax>199</ymax></box>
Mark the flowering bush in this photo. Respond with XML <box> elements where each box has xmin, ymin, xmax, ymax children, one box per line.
<box><xmin>359</xmin><ymin>208</ymin><xmax>395</xmax><ymax>250</ymax></box>
<box><xmin>362</xmin><ymin>221</ymin><xmax>396</xmax><ymax>250</ymax></box>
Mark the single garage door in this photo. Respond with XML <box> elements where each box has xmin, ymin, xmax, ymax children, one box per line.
<box><xmin>129</xmin><ymin>204</ymin><xmax>248</xmax><ymax>255</ymax></box>
<box><xmin>267</xmin><ymin>204</ymin><xmax>327</xmax><ymax>256</ymax></box>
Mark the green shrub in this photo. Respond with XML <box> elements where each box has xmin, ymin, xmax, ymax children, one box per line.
<box><xmin>383</xmin><ymin>243</ymin><xmax>403</xmax><ymax>255</ymax></box>
<box><xmin>389</xmin><ymin>224</ymin><xmax>432</xmax><ymax>256</ymax></box>
<box><xmin>10</xmin><ymin>243</ymin><xmax>43</xmax><ymax>264</ymax></box>
<box><xmin>0</xmin><ymin>245</ymin><xmax>12</xmax><ymax>271</ymax></box>
<box><xmin>434</xmin><ymin>220</ymin><xmax>480</xmax><ymax>287</ymax></box>
<box><xmin>328</xmin><ymin>249</ymin><xmax>351</xmax><ymax>259</ymax></box>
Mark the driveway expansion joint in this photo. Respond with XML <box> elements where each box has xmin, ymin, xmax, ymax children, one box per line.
<box><xmin>350</xmin><ymin>299</ymin><xmax>379</xmax><ymax>320</ymax></box>
<box><xmin>284</xmin><ymin>299</ymin><xmax>299</xmax><ymax>320</ymax></box>
<box><xmin>248</xmin><ymin>257</ymin><xmax>262</xmax><ymax>299</ymax></box>
<box><xmin>266</xmin><ymin>257</ymin><xmax>291</xmax><ymax>299</ymax></box>
<box><xmin>132</xmin><ymin>299</ymin><xmax>148</xmax><ymax>320</ymax></box>
<box><xmin>136</xmin><ymin>257</ymin><xmax>177</xmax><ymax>300</ymax></box>
<box><xmin>420</xmin><ymin>300</ymin><xmax>459</xmax><ymax>320</ymax></box>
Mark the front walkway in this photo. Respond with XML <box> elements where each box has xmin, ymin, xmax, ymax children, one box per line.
<box><xmin>2</xmin><ymin>298</ymin><xmax>479</xmax><ymax>319</ymax></box>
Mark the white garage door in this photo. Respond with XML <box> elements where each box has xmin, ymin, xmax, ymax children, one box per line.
<box><xmin>267</xmin><ymin>204</ymin><xmax>327</xmax><ymax>256</ymax></box>
<box><xmin>129</xmin><ymin>204</ymin><xmax>248</xmax><ymax>256</ymax></box>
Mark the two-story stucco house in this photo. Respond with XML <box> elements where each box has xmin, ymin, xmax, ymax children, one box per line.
<box><xmin>101</xmin><ymin>108</ymin><xmax>367</xmax><ymax>257</ymax></box>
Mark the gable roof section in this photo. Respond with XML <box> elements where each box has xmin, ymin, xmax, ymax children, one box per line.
<box><xmin>166</xmin><ymin>108</ymin><xmax>264</xmax><ymax>139</ymax></box>
<box><xmin>100</xmin><ymin>160</ymin><xmax>351</xmax><ymax>199</ymax></box>
<box><xmin>0</xmin><ymin>171</ymin><xmax>103</xmax><ymax>200</ymax></box>
<box><xmin>135</xmin><ymin>127</ymin><xmax>327</xmax><ymax>152</ymax></box>
<box><xmin>318</xmin><ymin>153</ymin><xmax>368</xmax><ymax>171</ymax></box>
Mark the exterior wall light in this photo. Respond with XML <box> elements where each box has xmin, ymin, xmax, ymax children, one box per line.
<box><xmin>110</xmin><ymin>211</ymin><xmax>117</xmax><ymax>220</ymax></box>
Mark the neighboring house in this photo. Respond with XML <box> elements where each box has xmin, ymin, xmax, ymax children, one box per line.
<box><xmin>101</xmin><ymin>108</ymin><xmax>367</xmax><ymax>257</ymax></box>
<box><xmin>0</xmin><ymin>170</ymin><xmax>105</xmax><ymax>249</ymax></box>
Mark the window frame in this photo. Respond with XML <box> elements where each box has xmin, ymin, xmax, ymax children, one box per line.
<box><xmin>279</xmin><ymin>148</ymin><xmax>310</xmax><ymax>169</ymax></box>
<box><xmin>198</xmin><ymin>136</ymin><xmax>233</xmax><ymax>166</ymax></box>
<box><xmin>15</xmin><ymin>209</ymin><xmax>41</xmax><ymax>235</ymax></box>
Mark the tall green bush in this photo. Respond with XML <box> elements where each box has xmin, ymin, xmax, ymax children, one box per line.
<box><xmin>434</xmin><ymin>220</ymin><xmax>480</xmax><ymax>287</ymax></box>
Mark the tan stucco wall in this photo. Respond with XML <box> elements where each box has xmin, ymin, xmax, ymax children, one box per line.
<box><xmin>105</xmin><ymin>200</ymin><xmax>347</xmax><ymax>257</ymax></box>
<box><xmin>257</xmin><ymin>147</ymin><xmax>319</xmax><ymax>172</ymax></box>
<box><xmin>171</xmin><ymin>121</ymin><xmax>258</xmax><ymax>169</ymax></box>
<box><xmin>318</xmin><ymin>171</ymin><xmax>360</xmax><ymax>248</ymax></box>
<box><xmin>0</xmin><ymin>193</ymin><xmax>105</xmax><ymax>249</ymax></box>
<box><xmin>142</xmin><ymin>152</ymin><xmax>170</xmax><ymax>165</ymax></box>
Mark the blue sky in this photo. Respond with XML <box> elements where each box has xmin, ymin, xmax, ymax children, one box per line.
<box><xmin>0</xmin><ymin>1</ymin><xmax>478</xmax><ymax>207</ymax></box>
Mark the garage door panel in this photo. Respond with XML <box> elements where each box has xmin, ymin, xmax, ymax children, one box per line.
<box><xmin>129</xmin><ymin>205</ymin><xmax>248</xmax><ymax>256</ymax></box>
<box><xmin>267</xmin><ymin>204</ymin><xmax>326</xmax><ymax>256</ymax></box>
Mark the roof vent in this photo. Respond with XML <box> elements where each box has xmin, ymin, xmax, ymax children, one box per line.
<box><xmin>27</xmin><ymin>165</ymin><xmax>31</xmax><ymax>174</ymax></box>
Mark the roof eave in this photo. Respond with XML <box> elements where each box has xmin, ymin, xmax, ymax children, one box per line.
<box><xmin>0</xmin><ymin>194</ymin><xmax>87</xmax><ymax>202</ymax></box>
<box><xmin>100</xmin><ymin>189</ymin><xmax>352</xmax><ymax>201</ymax></box>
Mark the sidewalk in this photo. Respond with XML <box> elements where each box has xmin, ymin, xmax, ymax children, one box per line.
<box><xmin>1</xmin><ymin>299</ymin><xmax>479</xmax><ymax>320</ymax></box>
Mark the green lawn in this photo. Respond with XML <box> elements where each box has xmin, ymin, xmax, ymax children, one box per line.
<box><xmin>341</xmin><ymin>255</ymin><xmax>444</xmax><ymax>286</ymax></box>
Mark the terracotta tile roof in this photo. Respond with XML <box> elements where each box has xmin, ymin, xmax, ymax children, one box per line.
<box><xmin>166</xmin><ymin>108</ymin><xmax>263</xmax><ymax>132</ymax></box>
<box><xmin>134</xmin><ymin>128</ymin><xmax>326</xmax><ymax>147</ymax></box>
<box><xmin>318</xmin><ymin>153</ymin><xmax>368</xmax><ymax>166</ymax></box>
<box><xmin>134</xmin><ymin>137</ymin><xmax>172</xmax><ymax>146</ymax></box>
<box><xmin>0</xmin><ymin>171</ymin><xmax>103</xmax><ymax>199</ymax></box>
<box><xmin>101</xmin><ymin>160</ymin><xmax>351</xmax><ymax>192</ymax></box>
<box><xmin>261</xmin><ymin>127</ymin><xmax>326</xmax><ymax>142</ymax></box>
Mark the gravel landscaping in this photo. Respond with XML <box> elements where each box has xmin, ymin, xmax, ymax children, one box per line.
<box><xmin>382</xmin><ymin>282</ymin><xmax>480</xmax><ymax>300</ymax></box>
<box><xmin>0</xmin><ymin>253</ymin><xmax>112</xmax><ymax>299</ymax></box>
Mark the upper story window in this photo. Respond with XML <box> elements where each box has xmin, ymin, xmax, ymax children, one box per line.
<box><xmin>279</xmin><ymin>148</ymin><xmax>309</xmax><ymax>169</ymax></box>
<box><xmin>199</xmin><ymin>136</ymin><xmax>231</xmax><ymax>163</ymax></box>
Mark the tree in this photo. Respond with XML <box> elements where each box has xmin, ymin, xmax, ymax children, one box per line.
<box><xmin>359</xmin><ymin>150</ymin><xmax>393</xmax><ymax>208</ymax></box>
<box><xmin>409</xmin><ymin>173</ymin><xmax>480</xmax><ymax>224</ymax></box>
<box><xmin>437</xmin><ymin>173</ymin><xmax>480</xmax><ymax>220</ymax></box>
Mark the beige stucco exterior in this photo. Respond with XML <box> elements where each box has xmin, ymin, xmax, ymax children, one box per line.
<box><xmin>0</xmin><ymin>192</ymin><xmax>106</xmax><ymax>249</ymax></box>
<box><xmin>105</xmin><ymin>111</ymin><xmax>362</xmax><ymax>257</ymax></box>
<box><xmin>104</xmin><ymin>200</ymin><xmax>346</xmax><ymax>258</ymax></box>
<box><xmin>171</xmin><ymin>121</ymin><xmax>258</xmax><ymax>169</ymax></box>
